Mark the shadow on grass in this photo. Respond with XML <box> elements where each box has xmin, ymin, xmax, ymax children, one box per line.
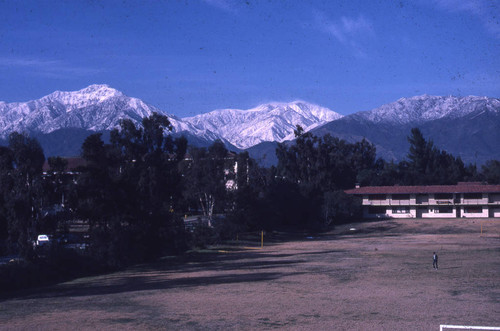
<box><xmin>19</xmin><ymin>271</ymin><xmax>304</xmax><ymax>300</ymax></box>
<box><xmin>0</xmin><ymin>249</ymin><xmax>306</xmax><ymax>302</ymax></box>
<box><xmin>1</xmin><ymin>223</ymin><xmax>412</xmax><ymax>302</ymax></box>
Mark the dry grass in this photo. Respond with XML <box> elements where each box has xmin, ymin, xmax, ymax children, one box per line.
<box><xmin>0</xmin><ymin>218</ymin><xmax>499</xmax><ymax>330</ymax></box>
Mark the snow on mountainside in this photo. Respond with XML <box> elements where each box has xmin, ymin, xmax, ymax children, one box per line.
<box><xmin>0</xmin><ymin>84</ymin><xmax>160</xmax><ymax>135</ymax></box>
<box><xmin>183</xmin><ymin>101</ymin><xmax>343</xmax><ymax>149</ymax></box>
<box><xmin>1</xmin><ymin>85</ymin><xmax>498</xmax><ymax>156</ymax></box>
<box><xmin>0</xmin><ymin>85</ymin><xmax>342</xmax><ymax>150</ymax></box>
<box><xmin>357</xmin><ymin>95</ymin><xmax>500</xmax><ymax>124</ymax></box>
<box><xmin>0</xmin><ymin>84</ymin><xmax>203</xmax><ymax>139</ymax></box>
<box><xmin>311</xmin><ymin>94</ymin><xmax>500</xmax><ymax>166</ymax></box>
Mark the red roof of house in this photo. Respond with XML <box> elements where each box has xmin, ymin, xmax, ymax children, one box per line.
<box><xmin>345</xmin><ymin>182</ymin><xmax>500</xmax><ymax>195</ymax></box>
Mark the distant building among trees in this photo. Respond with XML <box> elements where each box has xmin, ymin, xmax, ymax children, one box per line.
<box><xmin>345</xmin><ymin>182</ymin><xmax>500</xmax><ymax>218</ymax></box>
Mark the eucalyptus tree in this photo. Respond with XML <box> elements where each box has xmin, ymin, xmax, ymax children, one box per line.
<box><xmin>110</xmin><ymin>113</ymin><xmax>188</xmax><ymax>256</ymax></box>
<box><xmin>223</xmin><ymin>151</ymin><xmax>270</xmax><ymax>233</ymax></box>
<box><xmin>180</xmin><ymin>140</ymin><xmax>229</xmax><ymax>225</ymax></box>
<box><xmin>4</xmin><ymin>133</ymin><xmax>45</xmax><ymax>258</ymax></box>
<box><xmin>277</xmin><ymin>128</ymin><xmax>377</xmax><ymax>191</ymax></box>
<box><xmin>78</xmin><ymin>113</ymin><xmax>187</xmax><ymax>267</ymax></box>
<box><xmin>275</xmin><ymin>128</ymin><xmax>374</xmax><ymax>228</ymax></box>
<box><xmin>0</xmin><ymin>146</ymin><xmax>13</xmax><ymax>254</ymax></box>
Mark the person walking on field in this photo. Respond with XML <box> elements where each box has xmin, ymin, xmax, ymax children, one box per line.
<box><xmin>433</xmin><ymin>252</ymin><xmax>438</xmax><ymax>269</ymax></box>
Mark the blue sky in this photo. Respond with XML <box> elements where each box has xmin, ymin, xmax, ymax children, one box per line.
<box><xmin>1</xmin><ymin>0</ymin><xmax>499</xmax><ymax>117</ymax></box>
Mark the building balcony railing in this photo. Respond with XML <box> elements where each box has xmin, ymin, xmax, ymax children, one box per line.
<box><xmin>462</xmin><ymin>199</ymin><xmax>489</xmax><ymax>204</ymax></box>
<box><xmin>435</xmin><ymin>200</ymin><xmax>453</xmax><ymax>205</ymax></box>
<box><xmin>364</xmin><ymin>200</ymin><xmax>500</xmax><ymax>206</ymax></box>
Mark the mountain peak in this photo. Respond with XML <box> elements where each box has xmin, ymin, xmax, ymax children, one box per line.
<box><xmin>257</xmin><ymin>100</ymin><xmax>324</xmax><ymax>110</ymax></box>
<box><xmin>361</xmin><ymin>94</ymin><xmax>500</xmax><ymax>124</ymax></box>
<box><xmin>180</xmin><ymin>100</ymin><xmax>343</xmax><ymax>149</ymax></box>
<box><xmin>78</xmin><ymin>83</ymin><xmax>119</xmax><ymax>94</ymax></box>
<box><xmin>260</xmin><ymin>100</ymin><xmax>309</xmax><ymax>107</ymax></box>
<box><xmin>41</xmin><ymin>84</ymin><xmax>123</xmax><ymax>105</ymax></box>
<box><xmin>54</xmin><ymin>84</ymin><xmax>124</xmax><ymax>102</ymax></box>
<box><xmin>0</xmin><ymin>84</ymin><xmax>155</xmax><ymax>137</ymax></box>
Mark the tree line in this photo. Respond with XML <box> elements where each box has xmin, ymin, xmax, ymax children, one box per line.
<box><xmin>1</xmin><ymin>115</ymin><xmax>499</xmax><ymax>276</ymax></box>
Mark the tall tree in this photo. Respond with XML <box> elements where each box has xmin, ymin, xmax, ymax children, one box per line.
<box><xmin>277</xmin><ymin>133</ymin><xmax>376</xmax><ymax>191</ymax></box>
<box><xmin>181</xmin><ymin>140</ymin><xmax>229</xmax><ymax>225</ymax></box>
<box><xmin>5</xmin><ymin>133</ymin><xmax>45</xmax><ymax>258</ymax></box>
<box><xmin>276</xmin><ymin>132</ymin><xmax>374</xmax><ymax>228</ymax></box>
<box><xmin>77</xmin><ymin>113</ymin><xmax>187</xmax><ymax>267</ymax></box>
<box><xmin>224</xmin><ymin>151</ymin><xmax>269</xmax><ymax>233</ymax></box>
<box><xmin>406</xmin><ymin>127</ymin><xmax>474</xmax><ymax>185</ymax></box>
<box><xmin>480</xmin><ymin>160</ymin><xmax>500</xmax><ymax>184</ymax></box>
<box><xmin>40</xmin><ymin>156</ymin><xmax>74</xmax><ymax>236</ymax></box>
<box><xmin>0</xmin><ymin>146</ymin><xmax>14</xmax><ymax>254</ymax></box>
<box><xmin>407</xmin><ymin>127</ymin><xmax>433</xmax><ymax>177</ymax></box>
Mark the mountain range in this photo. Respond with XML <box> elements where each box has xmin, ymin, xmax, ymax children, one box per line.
<box><xmin>311</xmin><ymin>95</ymin><xmax>500</xmax><ymax>165</ymax></box>
<box><xmin>0</xmin><ymin>84</ymin><xmax>499</xmax><ymax>166</ymax></box>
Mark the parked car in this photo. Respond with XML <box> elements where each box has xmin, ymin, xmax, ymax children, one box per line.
<box><xmin>36</xmin><ymin>234</ymin><xmax>51</xmax><ymax>246</ymax></box>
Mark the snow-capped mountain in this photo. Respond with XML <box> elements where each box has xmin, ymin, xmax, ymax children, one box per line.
<box><xmin>356</xmin><ymin>95</ymin><xmax>500</xmax><ymax>124</ymax></box>
<box><xmin>183</xmin><ymin>101</ymin><xmax>343</xmax><ymax>149</ymax></box>
<box><xmin>0</xmin><ymin>84</ymin><xmax>160</xmax><ymax>135</ymax></box>
<box><xmin>0</xmin><ymin>84</ymin><xmax>207</xmax><ymax>141</ymax></box>
<box><xmin>312</xmin><ymin>94</ymin><xmax>500</xmax><ymax>166</ymax></box>
<box><xmin>0</xmin><ymin>85</ymin><xmax>343</xmax><ymax>150</ymax></box>
<box><xmin>1</xmin><ymin>85</ymin><xmax>498</xmax><ymax>165</ymax></box>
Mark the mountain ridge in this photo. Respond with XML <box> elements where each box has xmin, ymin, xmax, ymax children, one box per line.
<box><xmin>311</xmin><ymin>99</ymin><xmax>500</xmax><ymax>166</ymax></box>
<box><xmin>0</xmin><ymin>85</ymin><xmax>344</xmax><ymax>150</ymax></box>
<box><xmin>183</xmin><ymin>100</ymin><xmax>343</xmax><ymax>149</ymax></box>
<box><xmin>356</xmin><ymin>94</ymin><xmax>500</xmax><ymax>125</ymax></box>
<box><xmin>0</xmin><ymin>85</ymin><xmax>498</xmax><ymax>166</ymax></box>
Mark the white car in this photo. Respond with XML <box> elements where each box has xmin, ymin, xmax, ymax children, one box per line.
<box><xmin>36</xmin><ymin>234</ymin><xmax>50</xmax><ymax>246</ymax></box>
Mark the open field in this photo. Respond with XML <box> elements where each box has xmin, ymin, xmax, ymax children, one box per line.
<box><xmin>1</xmin><ymin>218</ymin><xmax>499</xmax><ymax>330</ymax></box>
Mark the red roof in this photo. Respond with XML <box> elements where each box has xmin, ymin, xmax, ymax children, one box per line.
<box><xmin>345</xmin><ymin>182</ymin><xmax>500</xmax><ymax>195</ymax></box>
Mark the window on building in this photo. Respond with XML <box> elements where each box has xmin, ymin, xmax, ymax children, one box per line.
<box><xmin>489</xmin><ymin>194</ymin><xmax>500</xmax><ymax>203</ymax></box>
<box><xmin>392</xmin><ymin>207</ymin><xmax>409</xmax><ymax>214</ymax></box>
<box><xmin>368</xmin><ymin>194</ymin><xmax>386</xmax><ymax>201</ymax></box>
<box><xmin>416</xmin><ymin>194</ymin><xmax>428</xmax><ymax>204</ymax></box>
<box><xmin>436</xmin><ymin>206</ymin><xmax>453</xmax><ymax>213</ymax></box>
<box><xmin>392</xmin><ymin>194</ymin><xmax>410</xmax><ymax>200</ymax></box>
<box><xmin>464</xmin><ymin>206</ymin><xmax>482</xmax><ymax>214</ymax></box>
<box><xmin>368</xmin><ymin>206</ymin><xmax>386</xmax><ymax>214</ymax></box>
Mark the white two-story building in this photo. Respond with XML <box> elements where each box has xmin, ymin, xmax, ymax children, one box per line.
<box><xmin>345</xmin><ymin>182</ymin><xmax>500</xmax><ymax>219</ymax></box>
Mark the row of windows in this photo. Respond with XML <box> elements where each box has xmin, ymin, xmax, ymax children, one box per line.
<box><xmin>368</xmin><ymin>206</ymin><xmax>483</xmax><ymax>214</ymax></box>
<box><xmin>464</xmin><ymin>207</ymin><xmax>482</xmax><ymax>213</ymax></box>
<box><xmin>435</xmin><ymin>206</ymin><xmax>453</xmax><ymax>213</ymax></box>
<box><xmin>368</xmin><ymin>193</ymin><xmax>484</xmax><ymax>200</ymax></box>
<box><xmin>392</xmin><ymin>207</ymin><xmax>409</xmax><ymax>214</ymax></box>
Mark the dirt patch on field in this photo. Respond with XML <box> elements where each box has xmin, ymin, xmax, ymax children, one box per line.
<box><xmin>0</xmin><ymin>218</ymin><xmax>499</xmax><ymax>330</ymax></box>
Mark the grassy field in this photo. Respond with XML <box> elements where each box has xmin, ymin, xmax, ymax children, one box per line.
<box><xmin>0</xmin><ymin>218</ymin><xmax>499</xmax><ymax>330</ymax></box>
